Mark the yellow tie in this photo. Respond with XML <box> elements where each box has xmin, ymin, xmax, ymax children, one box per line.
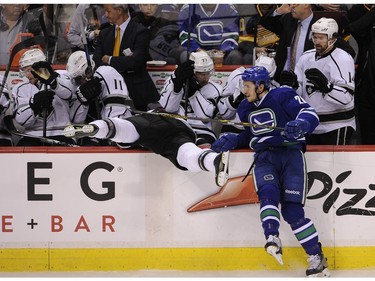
<box><xmin>113</xmin><ymin>27</ymin><xmax>121</xmax><ymax>56</ymax></box>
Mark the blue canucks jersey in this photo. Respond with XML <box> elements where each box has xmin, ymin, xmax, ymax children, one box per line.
<box><xmin>178</xmin><ymin>4</ymin><xmax>239</xmax><ymax>52</ymax></box>
<box><xmin>236</xmin><ymin>86</ymin><xmax>319</xmax><ymax>150</ymax></box>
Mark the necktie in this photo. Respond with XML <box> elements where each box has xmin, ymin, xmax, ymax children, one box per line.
<box><xmin>290</xmin><ymin>22</ymin><xmax>301</xmax><ymax>71</ymax></box>
<box><xmin>113</xmin><ymin>26</ymin><xmax>121</xmax><ymax>56</ymax></box>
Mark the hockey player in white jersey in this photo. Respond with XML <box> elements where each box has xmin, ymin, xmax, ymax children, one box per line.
<box><xmin>158</xmin><ymin>51</ymin><xmax>222</xmax><ymax>145</ymax></box>
<box><xmin>294</xmin><ymin>17</ymin><xmax>356</xmax><ymax>145</ymax></box>
<box><xmin>0</xmin><ymin>76</ymin><xmax>12</xmax><ymax>145</ymax></box>
<box><xmin>66</xmin><ymin>50</ymin><xmax>133</xmax><ymax>122</ymax></box>
<box><xmin>12</xmin><ymin>48</ymin><xmax>76</xmax><ymax>146</ymax></box>
<box><xmin>66</xmin><ymin>50</ymin><xmax>133</xmax><ymax>145</ymax></box>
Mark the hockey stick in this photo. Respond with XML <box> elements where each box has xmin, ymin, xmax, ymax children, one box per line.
<box><xmin>0</xmin><ymin>35</ymin><xmax>45</xmax><ymax>95</ymax></box>
<box><xmin>183</xmin><ymin>4</ymin><xmax>194</xmax><ymax>117</ymax></box>
<box><xmin>8</xmin><ymin>127</ymin><xmax>79</xmax><ymax>147</ymax></box>
<box><xmin>79</xmin><ymin>9</ymin><xmax>101</xmax><ymax>119</ymax></box>
<box><xmin>132</xmin><ymin>110</ymin><xmax>284</xmax><ymax>131</ymax></box>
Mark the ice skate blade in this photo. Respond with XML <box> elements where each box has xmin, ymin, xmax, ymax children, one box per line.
<box><xmin>266</xmin><ymin>245</ymin><xmax>284</xmax><ymax>265</ymax></box>
<box><xmin>217</xmin><ymin>171</ymin><xmax>229</xmax><ymax>187</ymax></box>
<box><xmin>307</xmin><ymin>268</ymin><xmax>330</xmax><ymax>278</ymax></box>
<box><xmin>64</xmin><ymin>125</ymin><xmax>96</xmax><ymax>138</ymax></box>
<box><xmin>216</xmin><ymin>151</ymin><xmax>229</xmax><ymax>187</ymax></box>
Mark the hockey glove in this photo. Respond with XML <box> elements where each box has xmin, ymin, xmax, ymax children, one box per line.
<box><xmin>279</xmin><ymin>70</ymin><xmax>298</xmax><ymax>89</ymax></box>
<box><xmin>250</xmin><ymin>135</ymin><xmax>285</xmax><ymax>152</ymax></box>
<box><xmin>29</xmin><ymin>89</ymin><xmax>55</xmax><ymax>116</ymax></box>
<box><xmin>228</xmin><ymin>87</ymin><xmax>245</xmax><ymax>109</ymax></box>
<box><xmin>284</xmin><ymin>118</ymin><xmax>310</xmax><ymax>139</ymax></box>
<box><xmin>31</xmin><ymin>61</ymin><xmax>59</xmax><ymax>89</ymax></box>
<box><xmin>187</xmin><ymin>77</ymin><xmax>201</xmax><ymax>97</ymax></box>
<box><xmin>76</xmin><ymin>76</ymin><xmax>102</xmax><ymax>105</ymax></box>
<box><xmin>211</xmin><ymin>133</ymin><xmax>239</xmax><ymax>152</ymax></box>
<box><xmin>305</xmin><ymin>68</ymin><xmax>333</xmax><ymax>94</ymax></box>
<box><xmin>171</xmin><ymin>60</ymin><xmax>195</xmax><ymax>92</ymax></box>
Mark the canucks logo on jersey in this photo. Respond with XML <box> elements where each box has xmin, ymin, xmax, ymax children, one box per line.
<box><xmin>249</xmin><ymin>109</ymin><xmax>277</xmax><ymax>135</ymax></box>
<box><xmin>197</xmin><ymin>21</ymin><xmax>223</xmax><ymax>46</ymax></box>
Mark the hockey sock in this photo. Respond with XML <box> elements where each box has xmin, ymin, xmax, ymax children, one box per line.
<box><xmin>260</xmin><ymin>201</ymin><xmax>281</xmax><ymax>238</ymax></box>
<box><xmin>91</xmin><ymin>118</ymin><xmax>140</xmax><ymax>143</ymax></box>
<box><xmin>177</xmin><ymin>143</ymin><xmax>209</xmax><ymax>172</ymax></box>
<box><xmin>291</xmin><ymin>218</ymin><xmax>320</xmax><ymax>255</ymax></box>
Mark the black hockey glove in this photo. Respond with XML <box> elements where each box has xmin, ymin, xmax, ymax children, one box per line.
<box><xmin>305</xmin><ymin>68</ymin><xmax>333</xmax><ymax>94</ymax></box>
<box><xmin>228</xmin><ymin>88</ymin><xmax>245</xmax><ymax>109</ymax></box>
<box><xmin>31</xmin><ymin>61</ymin><xmax>59</xmax><ymax>89</ymax></box>
<box><xmin>76</xmin><ymin>76</ymin><xmax>102</xmax><ymax>105</ymax></box>
<box><xmin>171</xmin><ymin>60</ymin><xmax>195</xmax><ymax>93</ymax></box>
<box><xmin>29</xmin><ymin>89</ymin><xmax>55</xmax><ymax>116</ymax></box>
<box><xmin>279</xmin><ymin>70</ymin><xmax>298</xmax><ymax>89</ymax></box>
<box><xmin>187</xmin><ymin>77</ymin><xmax>201</xmax><ymax>97</ymax></box>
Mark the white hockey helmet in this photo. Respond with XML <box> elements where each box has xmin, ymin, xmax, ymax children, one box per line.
<box><xmin>255</xmin><ymin>55</ymin><xmax>276</xmax><ymax>78</ymax></box>
<box><xmin>189</xmin><ymin>51</ymin><xmax>214</xmax><ymax>73</ymax></box>
<box><xmin>19</xmin><ymin>48</ymin><xmax>46</xmax><ymax>69</ymax></box>
<box><xmin>66</xmin><ymin>50</ymin><xmax>95</xmax><ymax>79</ymax></box>
<box><xmin>311</xmin><ymin>17</ymin><xmax>338</xmax><ymax>40</ymax></box>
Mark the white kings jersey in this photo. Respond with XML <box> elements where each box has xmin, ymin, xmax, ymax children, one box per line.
<box><xmin>159</xmin><ymin>76</ymin><xmax>222</xmax><ymax>139</ymax></box>
<box><xmin>217</xmin><ymin>66</ymin><xmax>245</xmax><ymax>120</ymax></box>
<box><xmin>295</xmin><ymin>47</ymin><xmax>356</xmax><ymax>135</ymax></box>
<box><xmin>93</xmin><ymin>65</ymin><xmax>132</xmax><ymax>119</ymax></box>
<box><xmin>70</xmin><ymin>65</ymin><xmax>133</xmax><ymax>123</ymax></box>
<box><xmin>12</xmin><ymin>72</ymin><xmax>74</xmax><ymax>137</ymax></box>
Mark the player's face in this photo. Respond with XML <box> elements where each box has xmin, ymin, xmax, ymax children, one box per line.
<box><xmin>312</xmin><ymin>33</ymin><xmax>329</xmax><ymax>55</ymax></box>
<box><xmin>242</xmin><ymin>81</ymin><xmax>258</xmax><ymax>102</ymax></box>
<box><xmin>195</xmin><ymin>71</ymin><xmax>210</xmax><ymax>87</ymax></box>
<box><xmin>20</xmin><ymin>66</ymin><xmax>38</xmax><ymax>84</ymax></box>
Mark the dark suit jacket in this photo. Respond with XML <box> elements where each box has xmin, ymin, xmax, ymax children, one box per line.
<box><xmin>93</xmin><ymin>20</ymin><xmax>159</xmax><ymax>111</ymax></box>
<box><xmin>260</xmin><ymin>12</ymin><xmax>355</xmax><ymax>82</ymax></box>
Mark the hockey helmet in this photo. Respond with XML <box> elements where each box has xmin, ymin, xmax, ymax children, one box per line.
<box><xmin>189</xmin><ymin>51</ymin><xmax>214</xmax><ymax>73</ymax></box>
<box><xmin>311</xmin><ymin>17</ymin><xmax>338</xmax><ymax>40</ymax></box>
<box><xmin>19</xmin><ymin>48</ymin><xmax>46</xmax><ymax>69</ymax></box>
<box><xmin>255</xmin><ymin>55</ymin><xmax>276</xmax><ymax>78</ymax></box>
<box><xmin>242</xmin><ymin>66</ymin><xmax>270</xmax><ymax>89</ymax></box>
<box><xmin>66</xmin><ymin>50</ymin><xmax>95</xmax><ymax>79</ymax></box>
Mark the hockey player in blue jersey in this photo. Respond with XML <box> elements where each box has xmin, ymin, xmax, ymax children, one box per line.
<box><xmin>211</xmin><ymin>66</ymin><xmax>329</xmax><ymax>277</ymax></box>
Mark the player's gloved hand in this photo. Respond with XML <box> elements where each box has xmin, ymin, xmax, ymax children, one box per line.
<box><xmin>305</xmin><ymin>68</ymin><xmax>333</xmax><ymax>94</ymax></box>
<box><xmin>171</xmin><ymin>60</ymin><xmax>194</xmax><ymax>92</ymax></box>
<box><xmin>211</xmin><ymin>133</ymin><xmax>239</xmax><ymax>152</ymax></box>
<box><xmin>279</xmin><ymin>70</ymin><xmax>298</xmax><ymax>89</ymax></box>
<box><xmin>228</xmin><ymin>87</ymin><xmax>245</xmax><ymax>108</ymax></box>
<box><xmin>31</xmin><ymin>61</ymin><xmax>59</xmax><ymax>89</ymax></box>
<box><xmin>76</xmin><ymin>76</ymin><xmax>102</xmax><ymax>105</ymax></box>
<box><xmin>187</xmin><ymin>77</ymin><xmax>201</xmax><ymax>97</ymax></box>
<box><xmin>29</xmin><ymin>89</ymin><xmax>55</xmax><ymax>116</ymax></box>
<box><xmin>249</xmin><ymin>135</ymin><xmax>285</xmax><ymax>152</ymax></box>
<box><xmin>284</xmin><ymin>118</ymin><xmax>310</xmax><ymax>139</ymax></box>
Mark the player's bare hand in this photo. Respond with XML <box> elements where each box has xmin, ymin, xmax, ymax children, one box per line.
<box><xmin>276</xmin><ymin>4</ymin><xmax>292</xmax><ymax>14</ymax></box>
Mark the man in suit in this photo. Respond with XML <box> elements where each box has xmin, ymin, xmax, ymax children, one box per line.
<box><xmin>259</xmin><ymin>4</ymin><xmax>355</xmax><ymax>83</ymax></box>
<box><xmin>93</xmin><ymin>4</ymin><xmax>159</xmax><ymax>111</ymax></box>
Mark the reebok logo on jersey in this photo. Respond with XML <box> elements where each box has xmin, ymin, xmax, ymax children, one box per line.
<box><xmin>285</xmin><ymin>189</ymin><xmax>300</xmax><ymax>195</ymax></box>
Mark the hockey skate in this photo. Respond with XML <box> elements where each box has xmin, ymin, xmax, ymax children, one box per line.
<box><xmin>306</xmin><ymin>252</ymin><xmax>330</xmax><ymax>277</ymax></box>
<box><xmin>64</xmin><ymin>124</ymin><xmax>98</xmax><ymax>138</ymax></box>
<box><xmin>265</xmin><ymin>235</ymin><xmax>284</xmax><ymax>265</ymax></box>
<box><xmin>214</xmin><ymin>151</ymin><xmax>229</xmax><ymax>187</ymax></box>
